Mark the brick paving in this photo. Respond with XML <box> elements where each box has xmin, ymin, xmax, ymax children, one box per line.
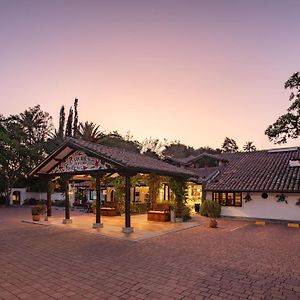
<box><xmin>0</xmin><ymin>207</ymin><xmax>299</xmax><ymax>300</ymax></box>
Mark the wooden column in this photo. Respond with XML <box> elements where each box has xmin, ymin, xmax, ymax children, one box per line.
<box><xmin>46</xmin><ymin>180</ymin><xmax>52</xmax><ymax>217</ymax></box>
<box><xmin>93</xmin><ymin>176</ymin><xmax>103</xmax><ymax>228</ymax></box>
<box><xmin>202</xmin><ymin>181</ymin><xmax>207</xmax><ymax>201</ymax></box>
<box><xmin>63</xmin><ymin>177</ymin><xmax>72</xmax><ymax>224</ymax></box>
<box><xmin>122</xmin><ymin>174</ymin><xmax>133</xmax><ymax>233</ymax></box>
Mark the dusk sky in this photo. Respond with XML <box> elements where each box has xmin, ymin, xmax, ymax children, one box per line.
<box><xmin>0</xmin><ymin>0</ymin><xmax>299</xmax><ymax>150</ymax></box>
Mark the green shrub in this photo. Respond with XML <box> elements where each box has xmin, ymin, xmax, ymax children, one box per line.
<box><xmin>31</xmin><ymin>205</ymin><xmax>45</xmax><ymax>215</ymax></box>
<box><xmin>182</xmin><ymin>205</ymin><xmax>191</xmax><ymax>222</ymax></box>
<box><xmin>131</xmin><ymin>202</ymin><xmax>148</xmax><ymax>214</ymax></box>
<box><xmin>24</xmin><ymin>198</ymin><xmax>47</xmax><ymax>206</ymax></box>
<box><xmin>53</xmin><ymin>200</ymin><xmax>66</xmax><ymax>207</ymax></box>
<box><xmin>174</xmin><ymin>202</ymin><xmax>184</xmax><ymax>218</ymax></box>
<box><xmin>23</xmin><ymin>198</ymin><xmax>38</xmax><ymax>205</ymax></box>
<box><xmin>91</xmin><ymin>200</ymin><xmax>97</xmax><ymax>209</ymax></box>
<box><xmin>0</xmin><ymin>196</ymin><xmax>6</xmax><ymax>205</ymax></box>
<box><xmin>200</xmin><ymin>200</ymin><xmax>221</xmax><ymax>219</ymax></box>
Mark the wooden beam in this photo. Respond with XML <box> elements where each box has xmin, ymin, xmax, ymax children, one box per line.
<box><xmin>46</xmin><ymin>181</ymin><xmax>52</xmax><ymax>217</ymax></box>
<box><xmin>122</xmin><ymin>174</ymin><xmax>133</xmax><ymax>234</ymax></box>
<box><xmin>62</xmin><ymin>176</ymin><xmax>72</xmax><ymax>224</ymax></box>
<box><xmin>53</xmin><ymin>158</ymin><xmax>64</xmax><ymax>162</ymax></box>
<box><xmin>49</xmin><ymin>168</ymin><xmax>117</xmax><ymax>177</ymax></box>
<box><xmin>93</xmin><ymin>176</ymin><xmax>103</xmax><ymax>228</ymax></box>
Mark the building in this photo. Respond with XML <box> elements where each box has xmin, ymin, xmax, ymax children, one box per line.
<box><xmin>13</xmin><ymin>137</ymin><xmax>300</xmax><ymax>222</ymax></box>
<box><xmin>166</xmin><ymin>147</ymin><xmax>300</xmax><ymax>221</ymax></box>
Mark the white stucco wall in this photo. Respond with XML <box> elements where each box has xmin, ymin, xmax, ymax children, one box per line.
<box><xmin>10</xmin><ymin>188</ymin><xmax>66</xmax><ymax>205</ymax></box>
<box><xmin>207</xmin><ymin>192</ymin><xmax>300</xmax><ymax>221</ymax></box>
<box><xmin>10</xmin><ymin>188</ymin><xmax>27</xmax><ymax>205</ymax></box>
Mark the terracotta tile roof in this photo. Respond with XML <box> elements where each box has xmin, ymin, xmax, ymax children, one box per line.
<box><xmin>69</xmin><ymin>138</ymin><xmax>196</xmax><ymax>177</ymax></box>
<box><xmin>205</xmin><ymin>148</ymin><xmax>300</xmax><ymax>192</ymax></box>
<box><xmin>189</xmin><ymin>167</ymin><xmax>221</xmax><ymax>181</ymax></box>
<box><xmin>45</xmin><ymin>138</ymin><xmax>196</xmax><ymax>178</ymax></box>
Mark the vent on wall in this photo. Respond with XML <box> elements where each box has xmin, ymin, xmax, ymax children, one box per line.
<box><xmin>289</xmin><ymin>159</ymin><xmax>300</xmax><ymax>167</ymax></box>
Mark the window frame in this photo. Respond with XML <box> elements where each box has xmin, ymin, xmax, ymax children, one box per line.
<box><xmin>212</xmin><ymin>192</ymin><xmax>242</xmax><ymax>207</ymax></box>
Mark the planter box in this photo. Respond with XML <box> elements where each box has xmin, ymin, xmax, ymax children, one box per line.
<box><xmin>32</xmin><ymin>215</ymin><xmax>40</xmax><ymax>222</ymax></box>
<box><xmin>147</xmin><ymin>211</ymin><xmax>170</xmax><ymax>222</ymax></box>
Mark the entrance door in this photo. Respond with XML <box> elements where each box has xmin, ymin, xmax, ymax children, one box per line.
<box><xmin>12</xmin><ymin>191</ymin><xmax>21</xmax><ymax>205</ymax></box>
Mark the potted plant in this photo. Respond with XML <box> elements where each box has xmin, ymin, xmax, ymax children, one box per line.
<box><xmin>31</xmin><ymin>205</ymin><xmax>45</xmax><ymax>221</ymax></box>
<box><xmin>276</xmin><ymin>193</ymin><xmax>288</xmax><ymax>204</ymax></box>
<box><xmin>200</xmin><ymin>200</ymin><xmax>221</xmax><ymax>228</ymax></box>
<box><xmin>169</xmin><ymin>176</ymin><xmax>187</xmax><ymax>221</ymax></box>
<box><xmin>182</xmin><ymin>205</ymin><xmax>191</xmax><ymax>222</ymax></box>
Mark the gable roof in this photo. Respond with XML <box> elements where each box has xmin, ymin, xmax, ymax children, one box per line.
<box><xmin>29</xmin><ymin>138</ymin><xmax>196</xmax><ymax>178</ymax></box>
<box><xmin>165</xmin><ymin>152</ymin><xmax>227</xmax><ymax>166</ymax></box>
<box><xmin>205</xmin><ymin>148</ymin><xmax>300</xmax><ymax>193</ymax></box>
<box><xmin>184</xmin><ymin>153</ymin><xmax>228</xmax><ymax>165</ymax></box>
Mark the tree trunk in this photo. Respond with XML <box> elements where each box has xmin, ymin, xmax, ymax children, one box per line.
<box><xmin>5</xmin><ymin>185</ymin><xmax>11</xmax><ymax>206</ymax></box>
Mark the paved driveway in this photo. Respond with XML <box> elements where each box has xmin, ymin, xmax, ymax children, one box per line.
<box><xmin>0</xmin><ymin>207</ymin><xmax>299</xmax><ymax>300</ymax></box>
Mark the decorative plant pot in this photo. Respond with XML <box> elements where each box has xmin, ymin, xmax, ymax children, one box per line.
<box><xmin>32</xmin><ymin>215</ymin><xmax>40</xmax><ymax>222</ymax></box>
<box><xmin>209</xmin><ymin>219</ymin><xmax>218</xmax><ymax>228</ymax></box>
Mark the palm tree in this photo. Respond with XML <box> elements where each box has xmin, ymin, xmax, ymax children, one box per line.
<box><xmin>20</xmin><ymin>105</ymin><xmax>53</xmax><ymax>146</ymax></box>
<box><xmin>222</xmin><ymin>137</ymin><xmax>239</xmax><ymax>153</ymax></box>
<box><xmin>77</xmin><ymin>121</ymin><xmax>104</xmax><ymax>142</ymax></box>
<box><xmin>243</xmin><ymin>141</ymin><xmax>257</xmax><ymax>152</ymax></box>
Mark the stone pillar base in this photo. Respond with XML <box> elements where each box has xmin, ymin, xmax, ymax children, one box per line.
<box><xmin>62</xmin><ymin>219</ymin><xmax>73</xmax><ymax>224</ymax></box>
<box><xmin>122</xmin><ymin>227</ymin><xmax>134</xmax><ymax>234</ymax></box>
<box><xmin>92</xmin><ymin>223</ymin><xmax>103</xmax><ymax>229</ymax></box>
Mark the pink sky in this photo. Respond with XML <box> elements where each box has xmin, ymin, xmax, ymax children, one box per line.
<box><xmin>0</xmin><ymin>0</ymin><xmax>299</xmax><ymax>150</ymax></box>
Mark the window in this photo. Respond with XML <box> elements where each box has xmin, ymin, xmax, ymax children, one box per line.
<box><xmin>235</xmin><ymin>193</ymin><xmax>242</xmax><ymax>206</ymax></box>
<box><xmin>89</xmin><ymin>190</ymin><xmax>97</xmax><ymax>200</ymax></box>
<box><xmin>212</xmin><ymin>192</ymin><xmax>242</xmax><ymax>207</ymax></box>
<box><xmin>163</xmin><ymin>184</ymin><xmax>170</xmax><ymax>201</ymax></box>
<box><xmin>220</xmin><ymin>193</ymin><xmax>227</xmax><ymax>206</ymax></box>
<box><xmin>227</xmin><ymin>193</ymin><xmax>234</xmax><ymax>206</ymax></box>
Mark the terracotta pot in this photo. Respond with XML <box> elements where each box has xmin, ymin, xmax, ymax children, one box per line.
<box><xmin>32</xmin><ymin>214</ymin><xmax>40</xmax><ymax>222</ymax></box>
<box><xmin>209</xmin><ymin>219</ymin><xmax>218</xmax><ymax>228</ymax></box>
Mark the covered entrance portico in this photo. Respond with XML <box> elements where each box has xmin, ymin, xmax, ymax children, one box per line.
<box><xmin>29</xmin><ymin>138</ymin><xmax>195</xmax><ymax>234</ymax></box>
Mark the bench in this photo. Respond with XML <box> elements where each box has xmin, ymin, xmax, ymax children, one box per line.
<box><xmin>147</xmin><ymin>204</ymin><xmax>170</xmax><ymax>222</ymax></box>
<box><xmin>101</xmin><ymin>207</ymin><xmax>118</xmax><ymax>216</ymax></box>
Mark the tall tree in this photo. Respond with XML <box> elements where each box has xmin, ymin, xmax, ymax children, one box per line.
<box><xmin>65</xmin><ymin>107</ymin><xmax>73</xmax><ymax>137</ymax></box>
<box><xmin>78</xmin><ymin>121</ymin><xmax>104</xmax><ymax>142</ymax></box>
<box><xmin>162</xmin><ymin>142</ymin><xmax>195</xmax><ymax>158</ymax></box>
<box><xmin>58</xmin><ymin>105</ymin><xmax>65</xmax><ymax>140</ymax></box>
<box><xmin>0</xmin><ymin>117</ymin><xmax>31</xmax><ymax>204</ymax></box>
<box><xmin>265</xmin><ymin>72</ymin><xmax>300</xmax><ymax>144</ymax></box>
<box><xmin>18</xmin><ymin>106</ymin><xmax>54</xmax><ymax>166</ymax></box>
<box><xmin>243</xmin><ymin>141</ymin><xmax>257</xmax><ymax>152</ymax></box>
<box><xmin>73</xmin><ymin>98</ymin><xmax>79</xmax><ymax>137</ymax></box>
<box><xmin>19</xmin><ymin>105</ymin><xmax>53</xmax><ymax>146</ymax></box>
<box><xmin>141</xmin><ymin>137</ymin><xmax>166</xmax><ymax>158</ymax></box>
<box><xmin>98</xmin><ymin>131</ymin><xmax>141</xmax><ymax>153</ymax></box>
<box><xmin>221</xmin><ymin>137</ymin><xmax>239</xmax><ymax>153</ymax></box>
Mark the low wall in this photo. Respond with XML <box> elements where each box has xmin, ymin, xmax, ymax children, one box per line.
<box><xmin>10</xmin><ymin>189</ymin><xmax>68</xmax><ymax>205</ymax></box>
